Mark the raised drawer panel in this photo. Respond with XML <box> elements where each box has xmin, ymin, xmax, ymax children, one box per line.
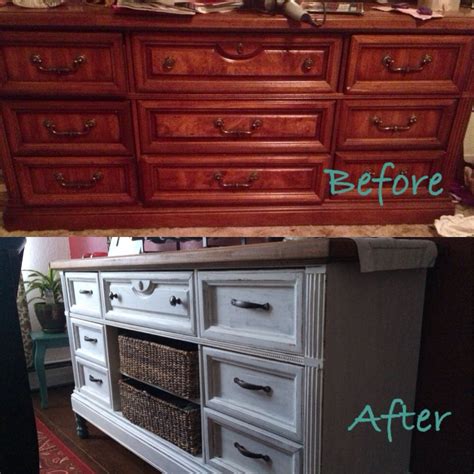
<box><xmin>337</xmin><ymin>99</ymin><xmax>457</xmax><ymax>150</ymax></box>
<box><xmin>65</xmin><ymin>272</ymin><xmax>101</xmax><ymax>319</ymax></box>
<box><xmin>101</xmin><ymin>272</ymin><xmax>195</xmax><ymax>335</ymax></box>
<box><xmin>71</xmin><ymin>318</ymin><xmax>107</xmax><ymax>367</ymax></box>
<box><xmin>75</xmin><ymin>357</ymin><xmax>111</xmax><ymax>407</ymax></box>
<box><xmin>137</xmin><ymin>101</ymin><xmax>335</xmax><ymax>154</ymax></box>
<box><xmin>204</xmin><ymin>410</ymin><xmax>303</xmax><ymax>474</ymax></box>
<box><xmin>198</xmin><ymin>270</ymin><xmax>304</xmax><ymax>353</ymax></box>
<box><xmin>14</xmin><ymin>157</ymin><xmax>138</xmax><ymax>206</ymax></box>
<box><xmin>140</xmin><ymin>156</ymin><xmax>329</xmax><ymax>207</ymax></box>
<box><xmin>2</xmin><ymin>101</ymin><xmax>134</xmax><ymax>156</ymax></box>
<box><xmin>203</xmin><ymin>348</ymin><xmax>303</xmax><ymax>442</ymax></box>
<box><xmin>132</xmin><ymin>33</ymin><xmax>342</xmax><ymax>93</ymax></box>
<box><xmin>330</xmin><ymin>151</ymin><xmax>445</xmax><ymax>200</ymax></box>
<box><xmin>345</xmin><ymin>35</ymin><xmax>472</xmax><ymax>95</ymax></box>
<box><xmin>0</xmin><ymin>32</ymin><xmax>127</xmax><ymax>96</ymax></box>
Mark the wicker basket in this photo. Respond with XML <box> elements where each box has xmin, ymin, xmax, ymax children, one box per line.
<box><xmin>118</xmin><ymin>333</ymin><xmax>199</xmax><ymax>399</ymax></box>
<box><xmin>119</xmin><ymin>379</ymin><xmax>201</xmax><ymax>455</ymax></box>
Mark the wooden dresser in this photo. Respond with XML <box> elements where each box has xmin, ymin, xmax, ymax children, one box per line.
<box><xmin>0</xmin><ymin>5</ymin><xmax>473</xmax><ymax>230</ymax></box>
<box><xmin>52</xmin><ymin>239</ymin><xmax>432</xmax><ymax>473</ymax></box>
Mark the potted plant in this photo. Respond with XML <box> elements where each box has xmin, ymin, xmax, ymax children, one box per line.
<box><xmin>24</xmin><ymin>267</ymin><xmax>65</xmax><ymax>333</ymax></box>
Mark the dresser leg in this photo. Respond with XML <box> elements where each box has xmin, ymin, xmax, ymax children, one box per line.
<box><xmin>75</xmin><ymin>414</ymin><xmax>89</xmax><ymax>439</ymax></box>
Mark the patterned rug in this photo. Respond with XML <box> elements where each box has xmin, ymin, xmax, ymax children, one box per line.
<box><xmin>36</xmin><ymin>417</ymin><xmax>95</xmax><ymax>473</ymax></box>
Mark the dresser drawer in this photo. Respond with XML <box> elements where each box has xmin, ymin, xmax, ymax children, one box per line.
<box><xmin>137</xmin><ymin>100</ymin><xmax>335</xmax><ymax>154</ymax></box>
<box><xmin>75</xmin><ymin>357</ymin><xmax>111</xmax><ymax>407</ymax></box>
<box><xmin>140</xmin><ymin>156</ymin><xmax>328</xmax><ymax>207</ymax></box>
<box><xmin>14</xmin><ymin>157</ymin><xmax>138</xmax><ymax>207</ymax></box>
<box><xmin>0</xmin><ymin>31</ymin><xmax>126</xmax><ymax>96</ymax></box>
<box><xmin>71</xmin><ymin>318</ymin><xmax>107</xmax><ymax>367</ymax></box>
<box><xmin>345</xmin><ymin>35</ymin><xmax>472</xmax><ymax>95</ymax></box>
<box><xmin>132</xmin><ymin>33</ymin><xmax>341</xmax><ymax>94</ymax></box>
<box><xmin>198</xmin><ymin>270</ymin><xmax>304</xmax><ymax>353</ymax></box>
<box><xmin>65</xmin><ymin>272</ymin><xmax>101</xmax><ymax>319</ymax></box>
<box><xmin>101</xmin><ymin>272</ymin><xmax>195</xmax><ymax>336</ymax></box>
<box><xmin>2</xmin><ymin>101</ymin><xmax>134</xmax><ymax>156</ymax></box>
<box><xmin>337</xmin><ymin>99</ymin><xmax>457</xmax><ymax>150</ymax></box>
<box><xmin>203</xmin><ymin>348</ymin><xmax>303</xmax><ymax>442</ymax></box>
<box><xmin>330</xmin><ymin>151</ymin><xmax>445</xmax><ymax>200</ymax></box>
<box><xmin>204</xmin><ymin>410</ymin><xmax>303</xmax><ymax>474</ymax></box>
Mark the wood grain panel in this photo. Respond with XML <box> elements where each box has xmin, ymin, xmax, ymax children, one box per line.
<box><xmin>345</xmin><ymin>35</ymin><xmax>472</xmax><ymax>95</ymax></box>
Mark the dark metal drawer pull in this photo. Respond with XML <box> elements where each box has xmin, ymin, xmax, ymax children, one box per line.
<box><xmin>382</xmin><ymin>54</ymin><xmax>432</xmax><ymax>73</ymax></box>
<box><xmin>162</xmin><ymin>56</ymin><xmax>176</xmax><ymax>71</ymax></box>
<box><xmin>88</xmin><ymin>375</ymin><xmax>103</xmax><ymax>384</ymax></box>
<box><xmin>109</xmin><ymin>292</ymin><xmax>119</xmax><ymax>300</ymax></box>
<box><xmin>214</xmin><ymin>172</ymin><xmax>259</xmax><ymax>189</ymax></box>
<box><xmin>43</xmin><ymin>118</ymin><xmax>96</xmax><ymax>137</ymax></box>
<box><xmin>214</xmin><ymin>118</ymin><xmax>262</xmax><ymax>137</ymax></box>
<box><xmin>234</xmin><ymin>377</ymin><xmax>272</xmax><ymax>393</ymax></box>
<box><xmin>169</xmin><ymin>295</ymin><xmax>182</xmax><ymax>306</ymax></box>
<box><xmin>302</xmin><ymin>57</ymin><xmax>314</xmax><ymax>72</ymax></box>
<box><xmin>372</xmin><ymin>115</ymin><xmax>417</xmax><ymax>133</ymax></box>
<box><xmin>234</xmin><ymin>442</ymin><xmax>270</xmax><ymax>462</ymax></box>
<box><xmin>54</xmin><ymin>172</ymin><xmax>103</xmax><ymax>190</ymax></box>
<box><xmin>79</xmin><ymin>289</ymin><xmax>93</xmax><ymax>295</ymax></box>
<box><xmin>84</xmin><ymin>336</ymin><xmax>98</xmax><ymax>343</ymax></box>
<box><xmin>231</xmin><ymin>298</ymin><xmax>270</xmax><ymax>310</ymax></box>
<box><xmin>30</xmin><ymin>54</ymin><xmax>86</xmax><ymax>75</ymax></box>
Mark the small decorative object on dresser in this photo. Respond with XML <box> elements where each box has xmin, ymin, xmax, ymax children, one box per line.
<box><xmin>52</xmin><ymin>238</ymin><xmax>437</xmax><ymax>473</ymax></box>
<box><xmin>0</xmin><ymin>7</ymin><xmax>473</xmax><ymax>230</ymax></box>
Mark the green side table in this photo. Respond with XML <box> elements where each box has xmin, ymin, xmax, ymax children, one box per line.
<box><xmin>30</xmin><ymin>331</ymin><xmax>70</xmax><ymax>409</ymax></box>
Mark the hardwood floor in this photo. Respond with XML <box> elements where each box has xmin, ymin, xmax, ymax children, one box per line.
<box><xmin>32</xmin><ymin>385</ymin><xmax>159</xmax><ymax>473</ymax></box>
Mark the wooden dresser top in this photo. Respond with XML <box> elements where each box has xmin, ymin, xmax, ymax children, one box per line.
<box><xmin>0</xmin><ymin>1</ymin><xmax>473</xmax><ymax>33</ymax></box>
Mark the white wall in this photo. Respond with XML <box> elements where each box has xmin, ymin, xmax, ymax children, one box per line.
<box><xmin>21</xmin><ymin>237</ymin><xmax>71</xmax><ymax>363</ymax></box>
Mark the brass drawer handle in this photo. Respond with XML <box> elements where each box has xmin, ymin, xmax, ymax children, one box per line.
<box><xmin>54</xmin><ymin>172</ymin><xmax>103</xmax><ymax>189</ymax></box>
<box><xmin>169</xmin><ymin>295</ymin><xmax>182</xmax><ymax>306</ymax></box>
<box><xmin>214</xmin><ymin>118</ymin><xmax>262</xmax><ymax>138</ymax></box>
<box><xmin>382</xmin><ymin>54</ymin><xmax>432</xmax><ymax>73</ymax></box>
<box><xmin>162</xmin><ymin>56</ymin><xmax>176</xmax><ymax>71</ymax></box>
<box><xmin>88</xmin><ymin>375</ymin><xmax>103</xmax><ymax>384</ymax></box>
<box><xmin>398</xmin><ymin>168</ymin><xmax>409</xmax><ymax>176</ymax></box>
<box><xmin>43</xmin><ymin>119</ymin><xmax>96</xmax><ymax>137</ymax></box>
<box><xmin>79</xmin><ymin>289</ymin><xmax>93</xmax><ymax>295</ymax></box>
<box><xmin>234</xmin><ymin>442</ymin><xmax>270</xmax><ymax>462</ymax></box>
<box><xmin>233</xmin><ymin>377</ymin><xmax>272</xmax><ymax>393</ymax></box>
<box><xmin>30</xmin><ymin>54</ymin><xmax>86</xmax><ymax>75</ymax></box>
<box><xmin>372</xmin><ymin>115</ymin><xmax>417</xmax><ymax>133</ymax></box>
<box><xmin>83</xmin><ymin>335</ymin><xmax>98</xmax><ymax>343</ymax></box>
<box><xmin>364</xmin><ymin>168</ymin><xmax>376</xmax><ymax>177</ymax></box>
<box><xmin>302</xmin><ymin>57</ymin><xmax>314</xmax><ymax>72</ymax></box>
<box><xmin>214</xmin><ymin>172</ymin><xmax>259</xmax><ymax>189</ymax></box>
<box><xmin>230</xmin><ymin>298</ymin><xmax>270</xmax><ymax>310</ymax></box>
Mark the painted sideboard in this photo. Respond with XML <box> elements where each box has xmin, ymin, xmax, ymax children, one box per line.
<box><xmin>52</xmin><ymin>239</ymin><xmax>431</xmax><ymax>473</ymax></box>
<box><xmin>0</xmin><ymin>5</ymin><xmax>473</xmax><ymax>230</ymax></box>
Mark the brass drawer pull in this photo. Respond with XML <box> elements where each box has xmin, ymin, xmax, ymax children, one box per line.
<box><xmin>302</xmin><ymin>57</ymin><xmax>314</xmax><ymax>72</ymax></box>
<box><xmin>88</xmin><ymin>375</ymin><xmax>103</xmax><ymax>384</ymax></box>
<box><xmin>30</xmin><ymin>54</ymin><xmax>86</xmax><ymax>75</ymax></box>
<box><xmin>230</xmin><ymin>298</ymin><xmax>270</xmax><ymax>310</ymax></box>
<box><xmin>234</xmin><ymin>442</ymin><xmax>270</xmax><ymax>462</ymax></box>
<box><xmin>83</xmin><ymin>335</ymin><xmax>98</xmax><ymax>343</ymax></box>
<box><xmin>214</xmin><ymin>172</ymin><xmax>259</xmax><ymax>189</ymax></box>
<box><xmin>214</xmin><ymin>118</ymin><xmax>262</xmax><ymax>138</ymax></box>
<box><xmin>364</xmin><ymin>168</ymin><xmax>376</xmax><ymax>177</ymax></box>
<box><xmin>372</xmin><ymin>115</ymin><xmax>417</xmax><ymax>133</ymax></box>
<box><xmin>162</xmin><ymin>56</ymin><xmax>176</xmax><ymax>71</ymax></box>
<box><xmin>54</xmin><ymin>172</ymin><xmax>103</xmax><ymax>189</ymax></box>
<box><xmin>79</xmin><ymin>289</ymin><xmax>93</xmax><ymax>295</ymax></box>
<box><xmin>169</xmin><ymin>295</ymin><xmax>182</xmax><ymax>306</ymax></box>
<box><xmin>398</xmin><ymin>168</ymin><xmax>409</xmax><ymax>176</ymax></box>
<box><xmin>382</xmin><ymin>54</ymin><xmax>432</xmax><ymax>73</ymax></box>
<box><xmin>233</xmin><ymin>377</ymin><xmax>272</xmax><ymax>393</ymax></box>
<box><xmin>43</xmin><ymin>119</ymin><xmax>96</xmax><ymax>137</ymax></box>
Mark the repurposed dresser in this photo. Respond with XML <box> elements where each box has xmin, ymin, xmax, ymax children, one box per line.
<box><xmin>0</xmin><ymin>6</ymin><xmax>473</xmax><ymax>229</ymax></box>
<box><xmin>52</xmin><ymin>239</ymin><xmax>432</xmax><ymax>473</ymax></box>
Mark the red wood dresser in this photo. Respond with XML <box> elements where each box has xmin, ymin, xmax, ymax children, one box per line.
<box><xmin>0</xmin><ymin>4</ymin><xmax>472</xmax><ymax>230</ymax></box>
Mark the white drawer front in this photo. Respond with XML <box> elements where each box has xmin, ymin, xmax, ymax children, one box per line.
<box><xmin>75</xmin><ymin>358</ymin><xmax>111</xmax><ymax>407</ymax></box>
<box><xmin>204</xmin><ymin>410</ymin><xmax>302</xmax><ymax>474</ymax></box>
<box><xmin>71</xmin><ymin>318</ymin><xmax>106</xmax><ymax>367</ymax></box>
<box><xmin>101</xmin><ymin>271</ymin><xmax>195</xmax><ymax>335</ymax></box>
<box><xmin>65</xmin><ymin>272</ymin><xmax>101</xmax><ymax>319</ymax></box>
<box><xmin>198</xmin><ymin>270</ymin><xmax>304</xmax><ymax>353</ymax></box>
<box><xmin>203</xmin><ymin>348</ymin><xmax>303</xmax><ymax>442</ymax></box>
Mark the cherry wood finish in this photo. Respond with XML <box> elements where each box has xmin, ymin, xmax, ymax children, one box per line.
<box><xmin>0</xmin><ymin>4</ymin><xmax>472</xmax><ymax>230</ymax></box>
